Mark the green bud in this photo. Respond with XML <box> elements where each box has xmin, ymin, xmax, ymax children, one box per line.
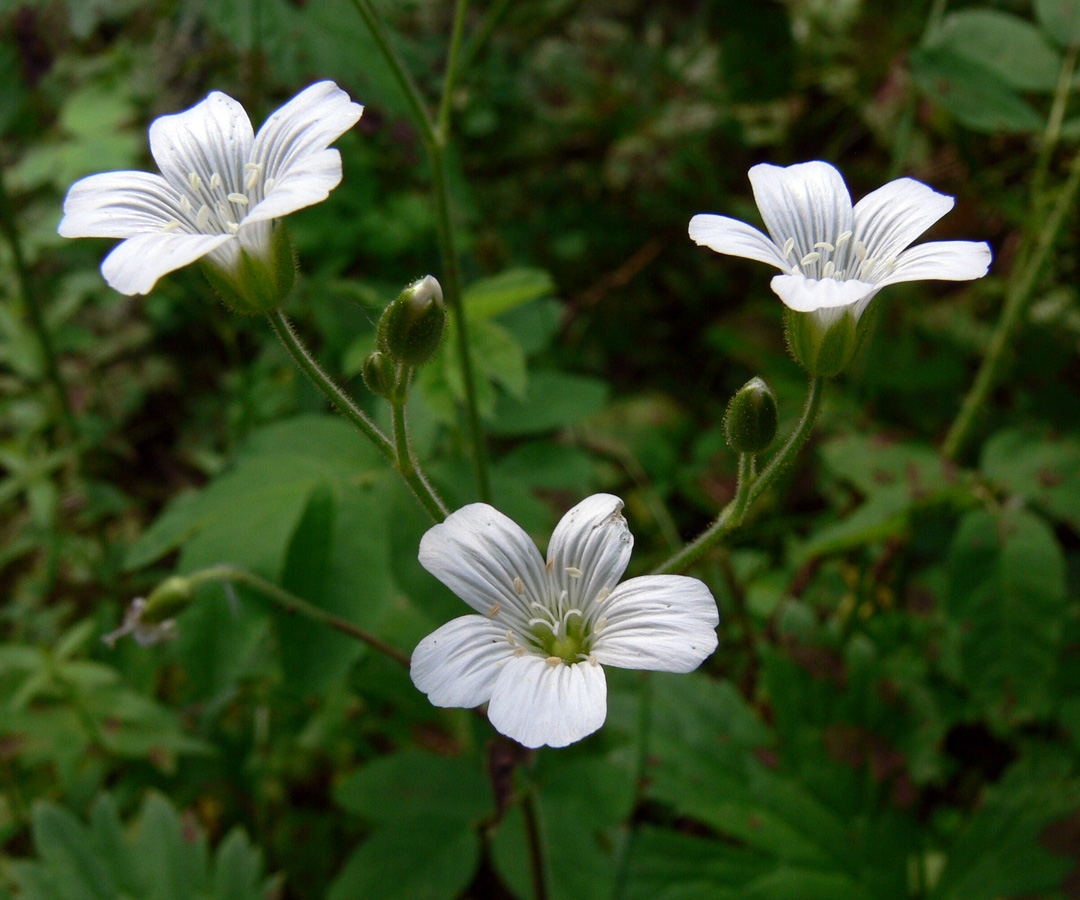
<box><xmin>201</xmin><ymin>224</ymin><xmax>297</xmax><ymax>315</ymax></box>
<box><xmin>724</xmin><ymin>377</ymin><xmax>779</xmax><ymax>454</ymax></box>
<box><xmin>142</xmin><ymin>575</ymin><xmax>193</xmax><ymax>625</ymax></box>
<box><xmin>377</xmin><ymin>275</ymin><xmax>446</xmax><ymax>365</ymax></box>
<box><xmin>362</xmin><ymin>350</ymin><xmax>395</xmax><ymax>398</ymax></box>
<box><xmin>784</xmin><ymin>306</ymin><xmax>859</xmax><ymax>378</ymax></box>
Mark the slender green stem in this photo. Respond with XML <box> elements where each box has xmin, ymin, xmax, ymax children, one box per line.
<box><xmin>392</xmin><ymin>398</ymin><xmax>449</xmax><ymax>521</ymax></box>
<box><xmin>0</xmin><ymin>166</ymin><xmax>77</xmax><ymax>439</ymax></box>
<box><xmin>267</xmin><ymin>310</ymin><xmax>395</xmax><ymax>461</ymax></box>
<box><xmin>188</xmin><ymin>564</ymin><xmax>411</xmax><ymax>668</ymax></box>
<box><xmin>521</xmin><ymin>787</ymin><xmax>549</xmax><ymax>900</ymax></box>
<box><xmin>459</xmin><ymin>0</ymin><xmax>514</xmax><ymax>77</ymax></box>
<box><xmin>348</xmin><ymin>0</ymin><xmax>490</xmax><ymax>501</ymax></box>
<box><xmin>942</xmin><ymin>142</ymin><xmax>1080</xmax><ymax>461</ymax></box>
<box><xmin>653</xmin><ymin>378</ymin><xmax>825</xmax><ymax>575</ymax></box>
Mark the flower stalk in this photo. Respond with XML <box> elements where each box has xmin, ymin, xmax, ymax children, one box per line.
<box><xmin>392</xmin><ymin>398</ymin><xmax>449</xmax><ymax>522</ymax></box>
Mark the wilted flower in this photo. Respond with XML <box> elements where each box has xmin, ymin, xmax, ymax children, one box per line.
<box><xmin>411</xmin><ymin>495</ymin><xmax>719</xmax><ymax>749</ymax></box>
<box><xmin>101</xmin><ymin>597</ymin><xmax>177</xmax><ymax>649</ymax></box>
<box><xmin>58</xmin><ymin>81</ymin><xmax>363</xmax><ymax>306</ymax></box>
<box><xmin>689</xmin><ymin>160</ymin><xmax>991</xmax><ymax>324</ymax></box>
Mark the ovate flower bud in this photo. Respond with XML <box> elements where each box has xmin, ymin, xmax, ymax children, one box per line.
<box><xmin>362</xmin><ymin>350</ymin><xmax>395</xmax><ymax>398</ymax></box>
<box><xmin>784</xmin><ymin>307</ymin><xmax>859</xmax><ymax>378</ymax></box>
<box><xmin>724</xmin><ymin>377</ymin><xmax>778</xmax><ymax>454</ymax></box>
<box><xmin>377</xmin><ymin>275</ymin><xmax>446</xmax><ymax>365</ymax></box>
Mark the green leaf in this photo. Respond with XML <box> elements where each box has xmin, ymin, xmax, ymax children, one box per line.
<box><xmin>131</xmin><ymin>793</ymin><xmax>210</xmax><ymax>900</ymax></box>
<box><xmin>463</xmin><ymin>268</ymin><xmax>556</xmax><ymax>320</ymax></box>
<box><xmin>910</xmin><ymin>45</ymin><xmax>1045</xmax><ymax>133</ymax></box>
<box><xmin>31</xmin><ymin>803</ymin><xmax>116</xmax><ymax>900</ymax></box>
<box><xmin>981</xmin><ymin>428</ymin><xmax>1080</xmax><ymax>533</ymax></box>
<box><xmin>1036</xmin><ymin>0</ymin><xmax>1080</xmax><ymax>48</ymax></box>
<box><xmin>931</xmin><ymin>10</ymin><xmax>1062</xmax><ymax>91</ymax></box>
<box><xmin>819</xmin><ymin>433</ymin><xmax>956</xmax><ymax>497</ymax></box>
<box><xmin>489</xmin><ymin>370</ymin><xmax>609</xmax><ymax>436</ymax></box>
<box><xmin>211</xmin><ymin>829</ymin><xmax>268</xmax><ymax>900</ymax></box>
<box><xmin>947</xmin><ymin>507</ymin><xmax>1067</xmax><ymax>724</ymax></box>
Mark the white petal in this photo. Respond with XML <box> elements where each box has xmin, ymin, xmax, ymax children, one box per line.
<box><xmin>418</xmin><ymin>503</ymin><xmax>547</xmax><ymax>628</ymax></box>
<box><xmin>487</xmin><ymin>654</ymin><xmax>607</xmax><ymax>748</ymax></box>
<box><xmin>58</xmin><ymin>171</ymin><xmax>186</xmax><ymax>238</ymax></box>
<box><xmin>545</xmin><ymin>494</ymin><xmax>633</xmax><ymax>612</ymax></box>
<box><xmin>852</xmin><ymin>177</ymin><xmax>955</xmax><ymax>261</ymax></box>
<box><xmin>242</xmin><ymin>148</ymin><xmax>342</xmax><ymax>227</ymax></box>
<box><xmin>748</xmin><ymin>161</ymin><xmax>854</xmax><ymax>257</ymax></box>
<box><xmin>770</xmin><ymin>273</ymin><xmax>876</xmax><ymax>312</ymax></box>
<box><xmin>410</xmin><ymin>615</ymin><xmax>514</xmax><ymax>709</ymax></box>
<box><xmin>878</xmin><ymin>240</ymin><xmax>992</xmax><ymax>286</ymax></box>
<box><xmin>150</xmin><ymin>91</ymin><xmax>254</xmax><ymax>197</ymax></box>
<box><xmin>591</xmin><ymin>575</ymin><xmax>718</xmax><ymax>673</ymax></box>
<box><xmin>250</xmin><ymin>81</ymin><xmax>362</xmax><ymax>187</ymax></box>
<box><xmin>687</xmin><ymin>214</ymin><xmax>789</xmax><ymax>270</ymax></box>
<box><xmin>100</xmin><ymin>231</ymin><xmax>234</xmax><ymax>295</ymax></box>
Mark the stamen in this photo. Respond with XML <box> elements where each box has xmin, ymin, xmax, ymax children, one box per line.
<box><xmin>594</xmin><ymin>616</ymin><xmax>608</xmax><ymax>633</ymax></box>
<box><xmin>858</xmin><ymin>258</ymin><xmax>876</xmax><ymax>278</ymax></box>
<box><xmin>245</xmin><ymin>170</ymin><xmax>260</xmax><ymax>190</ymax></box>
<box><xmin>488</xmin><ymin>602</ymin><xmax>502</xmax><ymax>617</ymax></box>
<box><xmin>565</xmin><ymin>567</ymin><xmax>583</xmax><ymax>578</ymax></box>
<box><xmin>227</xmin><ymin>192</ymin><xmax>249</xmax><ymax>205</ymax></box>
<box><xmin>209</xmin><ymin>172</ymin><xmax>222</xmax><ymax>190</ymax></box>
<box><xmin>545</xmin><ymin>656</ymin><xmax>562</xmax><ymax>667</ymax></box>
<box><xmin>883</xmin><ymin>257</ymin><xmax>897</xmax><ymax>272</ymax></box>
<box><xmin>800</xmin><ymin>251</ymin><xmax>820</xmax><ymax>266</ymax></box>
<box><xmin>835</xmin><ymin>230</ymin><xmax>852</xmax><ymax>247</ymax></box>
<box><xmin>565</xmin><ymin>608</ymin><xmax>583</xmax><ymax>621</ymax></box>
<box><xmin>225</xmin><ymin>221</ymin><xmax>240</xmax><ymax>235</ymax></box>
<box><xmin>595</xmin><ymin>588</ymin><xmax>610</xmax><ymax>603</ymax></box>
<box><xmin>589</xmin><ymin>654</ymin><xmax>598</xmax><ymax>666</ymax></box>
<box><xmin>196</xmin><ymin>205</ymin><xmax>211</xmax><ymax>231</ymax></box>
<box><xmin>814</xmin><ymin>241</ymin><xmax>834</xmax><ymax>253</ymax></box>
<box><xmin>545</xmin><ymin>558</ymin><xmax>555</xmax><ymax>573</ymax></box>
<box><xmin>855</xmin><ymin>241</ymin><xmax>868</xmax><ymax>260</ymax></box>
<box><xmin>160</xmin><ymin>219</ymin><xmax>181</xmax><ymax>233</ymax></box>
<box><xmin>513</xmin><ymin>576</ymin><xmax>525</xmax><ymax>595</ymax></box>
<box><xmin>264</xmin><ymin>177</ymin><xmax>276</xmax><ymax>192</ymax></box>
<box><xmin>782</xmin><ymin>237</ymin><xmax>796</xmax><ymax>258</ymax></box>
<box><xmin>529</xmin><ymin>617</ymin><xmax>555</xmax><ymax>633</ymax></box>
<box><xmin>188</xmin><ymin>172</ymin><xmax>202</xmax><ymax>192</ymax></box>
<box><xmin>179</xmin><ymin>195</ymin><xmax>192</xmax><ymax>214</ymax></box>
<box><xmin>506</xmin><ymin>630</ymin><xmax>516</xmax><ymax>645</ymax></box>
<box><xmin>514</xmin><ymin>646</ymin><xmax>528</xmax><ymax>656</ymax></box>
<box><xmin>822</xmin><ymin>261</ymin><xmax>835</xmax><ymax>278</ymax></box>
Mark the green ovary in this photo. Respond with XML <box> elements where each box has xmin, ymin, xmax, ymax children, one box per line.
<box><xmin>534</xmin><ymin>616</ymin><xmax>589</xmax><ymax>662</ymax></box>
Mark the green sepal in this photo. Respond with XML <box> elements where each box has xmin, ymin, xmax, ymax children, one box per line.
<box><xmin>724</xmin><ymin>376</ymin><xmax>779</xmax><ymax>454</ymax></box>
<box><xmin>142</xmin><ymin>575</ymin><xmax>193</xmax><ymax>625</ymax></box>
<box><xmin>784</xmin><ymin>306</ymin><xmax>859</xmax><ymax>378</ymax></box>
<box><xmin>200</xmin><ymin>223</ymin><xmax>297</xmax><ymax>315</ymax></box>
<box><xmin>377</xmin><ymin>275</ymin><xmax>446</xmax><ymax>365</ymax></box>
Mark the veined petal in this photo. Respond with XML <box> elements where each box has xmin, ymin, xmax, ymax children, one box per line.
<box><xmin>58</xmin><ymin>171</ymin><xmax>185</xmax><ymax>238</ymax></box>
<box><xmin>770</xmin><ymin>273</ymin><xmax>876</xmax><ymax>312</ymax></box>
<box><xmin>150</xmin><ymin>91</ymin><xmax>254</xmax><ymax>198</ymax></box>
<box><xmin>852</xmin><ymin>177</ymin><xmax>955</xmax><ymax>261</ymax></box>
<box><xmin>101</xmin><ymin>231</ymin><xmax>234</xmax><ymax>295</ymax></box>
<box><xmin>250</xmin><ymin>81</ymin><xmax>363</xmax><ymax>186</ymax></box>
<box><xmin>749</xmin><ymin>161</ymin><xmax>854</xmax><ymax>258</ymax></box>
<box><xmin>410</xmin><ymin>615</ymin><xmax>514</xmax><ymax>708</ymax></box>
<box><xmin>419</xmin><ymin>503</ymin><xmax>547</xmax><ymax>627</ymax></box>
<box><xmin>545</xmin><ymin>494</ymin><xmax>633</xmax><ymax>612</ymax></box>
<box><xmin>878</xmin><ymin>240</ymin><xmax>992</xmax><ymax>286</ymax></box>
<box><xmin>591</xmin><ymin>575</ymin><xmax>718</xmax><ymax>673</ymax></box>
<box><xmin>688</xmin><ymin>214</ymin><xmax>789</xmax><ymax>270</ymax></box>
<box><xmin>242</xmin><ymin>149</ymin><xmax>342</xmax><ymax>227</ymax></box>
<box><xmin>487</xmin><ymin>655</ymin><xmax>607</xmax><ymax>748</ymax></box>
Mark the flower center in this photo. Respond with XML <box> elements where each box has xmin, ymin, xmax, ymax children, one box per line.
<box><xmin>162</xmin><ymin>162</ymin><xmax>274</xmax><ymax>236</ymax></box>
<box><xmin>780</xmin><ymin>232</ymin><xmax>897</xmax><ymax>283</ymax></box>
<box><xmin>526</xmin><ymin>591</ymin><xmax>591</xmax><ymax>663</ymax></box>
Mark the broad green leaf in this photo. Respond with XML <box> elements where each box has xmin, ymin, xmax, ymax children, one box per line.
<box><xmin>211</xmin><ymin>829</ymin><xmax>267</xmax><ymax>900</ymax></box>
<box><xmin>463</xmin><ymin>268</ymin><xmax>556</xmax><ymax>320</ymax></box>
<box><xmin>31</xmin><ymin>803</ymin><xmax>116</xmax><ymax>900</ymax></box>
<box><xmin>931</xmin><ymin>10</ymin><xmax>1062</xmax><ymax>91</ymax></box>
<box><xmin>819</xmin><ymin>433</ymin><xmax>955</xmax><ymax>496</ymax></box>
<box><xmin>947</xmin><ymin>507</ymin><xmax>1067</xmax><ymax>724</ymax></box>
<box><xmin>1037</xmin><ymin>0</ymin><xmax>1080</xmax><ymax>47</ymax></box>
<box><xmin>88</xmin><ymin>795</ymin><xmax>138</xmax><ymax>897</ymax></box>
<box><xmin>980</xmin><ymin>428</ymin><xmax>1080</xmax><ymax>532</ymax></box>
<box><xmin>910</xmin><ymin>45</ymin><xmax>1045</xmax><ymax>133</ymax></box>
<box><xmin>489</xmin><ymin>369</ymin><xmax>609</xmax><ymax>436</ymax></box>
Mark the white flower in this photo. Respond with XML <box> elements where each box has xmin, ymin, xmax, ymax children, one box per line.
<box><xmin>411</xmin><ymin>494</ymin><xmax>719</xmax><ymax>749</ymax></box>
<box><xmin>58</xmin><ymin>81</ymin><xmax>363</xmax><ymax>297</ymax></box>
<box><xmin>689</xmin><ymin>160</ymin><xmax>991</xmax><ymax>323</ymax></box>
<box><xmin>101</xmin><ymin>597</ymin><xmax>177</xmax><ymax>649</ymax></box>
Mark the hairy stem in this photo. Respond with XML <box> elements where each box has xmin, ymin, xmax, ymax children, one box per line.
<box><xmin>392</xmin><ymin>398</ymin><xmax>449</xmax><ymax>521</ymax></box>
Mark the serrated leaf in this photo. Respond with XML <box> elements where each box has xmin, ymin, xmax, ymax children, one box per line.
<box><xmin>1037</xmin><ymin>0</ymin><xmax>1080</xmax><ymax>48</ymax></box>
<box><xmin>31</xmin><ymin>803</ymin><xmax>116</xmax><ymax>900</ymax></box>
<box><xmin>931</xmin><ymin>10</ymin><xmax>1062</xmax><ymax>91</ymax></box>
<box><xmin>910</xmin><ymin>45</ymin><xmax>1045</xmax><ymax>132</ymax></box>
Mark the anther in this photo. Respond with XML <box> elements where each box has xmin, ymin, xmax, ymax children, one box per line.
<box><xmin>160</xmin><ymin>220</ymin><xmax>181</xmax><ymax>233</ymax></box>
<box><xmin>858</xmin><ymin>258</ymin><xmax>876</xmax><ymax>278</ymax></box>
<box><xmin>506</xmin><ymin>630</ymin><xmax>516</xmax><ymax>645</ymax></box>
<box><xmin>814</xmin><ymin>241</ymin><xmax>834</xmax><ymax>253</ymax></box>
<box><xmin>822</xmin><ymin>261</ymin><xmax>835</xmax><ymax>278</ymax></box>
<box><xmin>179</xmin><ymin>195</ymin><xmax>192</xmax><ymax>214</ymax></box>
<box><xmin>589</xmin><ymin>654</ymin><xmax>598</xmax><ymax>666</ymax></box>
<box><xmin>209</xmin><ymin>172</ymin><xmax>222</xmax><ymax>190</ymax></box>
<box><xmin>196</xmin><ymin>205</ymin><xmax>211</xmax><ymax>231</ymax></box>
<box><xmin>514</xmin><ymin>646</ymin><xmax>528</xmax><ymax>656</ymax></box>
<box><xmin>782</xmin><ymin>237</ymin><xmax>796</xmax><ymax>258</ymax></box>
<box><xmin>595</xmin><ymin>588</ymin><xmax>610</xmax><ymax>603</ymax></box>
<box><xmin>227</xmin><ymin>192</ymin><xmax>249</xmax><ymax>205</ymax></box>
<box><xmin>800</xmin><ymin>251</ymin><xmax>820</xmax><ymax>266</ymax></box>
<box><xmin>545</xmin><ymin>558</ymin><xmax>555</xmax><ymax>573</ymax></box>
<box><xmin>594</xmin><ymin>616</ymin><xmax>608</xmax><ymax>633</ymax></box>
<box><xmin>855</xmin><ymin>241</ymin><xmax>868</xmax><ymax>260</ymax></box>
<box><xmin>545</xmin><ymin>656</ymin><xmax>562</xmax><ymax>667</ymax></box>
<box><xmin>225</xmin><ymin>221</ymin><xmax>240</xmax><ymax>235</ymax></box>
<box><xmin>188</xmin><ymin>172</ymin><xmax>202</xmax><ymax>192</ymax></box>
<box><xmin>488</xmin><ymin>602</ymin><xmax>502</xmax><ymax>617</ymax></box>
<box><xmin>835</xmin><ymin>230</ymin><xmax>852</xmax><ymax>246</ymax></box>
<box><xmin>264</xmin><ymin>177</ymin><xmax>276</xmax><ymax>192</ymax></box>
<box><xmin>513</xmin><ymin>576</ymin><xmax>525</xmax><ymax>595</ymax></box>
<box><xmin>565</xmin><ymin>567</ymin><xmax>583</xmax><ymax>578</ymax></box>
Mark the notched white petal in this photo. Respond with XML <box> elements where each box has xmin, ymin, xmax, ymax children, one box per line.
<box><xmin>546</xmin><ymin>493</ymin><xmax>633</xmax><ymax>606</ymax></box>
<box><xmin>687</xmin><ymin>214</ymin><xmax>789</xmax><ymax>271</ymax></box>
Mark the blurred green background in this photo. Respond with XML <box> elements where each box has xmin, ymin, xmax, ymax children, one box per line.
<box><xmin>2</xmin><ymin>1</ymin><xmax>1080</xmax><ymax>898</ymax></box>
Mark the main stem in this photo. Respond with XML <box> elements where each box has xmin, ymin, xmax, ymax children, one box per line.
<box><xmin>348</xmin><ymin>0</ymin><xmax>490</xmax><ymax>501</ymax></box>
<box><xmin>0</xmin><ymin>167</ymin><xmax>77</xmax><ymax>440</ymax></box>
<box><xmin>189</xmin><ymin>565</ymin><xmax>411</xmax><ymax>668</ymax></box>
<box><xmin>653</xmin><ymin>378</ymin><xmax>825</xmax><ymax>575</ymax></box>
<box><xmin>268</xmin><ymin>310</ymin><xmax>395</xmax><ymax>460</ymax></box>
<box><xmin>942</xmin><ymin>141</ymin><xmax>1080</xmax><ymax>462</ymax></box>
<box><xmin>392</xmin><ymin>398</ymin><xmax>449</xmax><ymax>521</ymax></box>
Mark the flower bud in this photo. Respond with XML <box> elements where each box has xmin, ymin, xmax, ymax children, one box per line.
<box><xmin>377</xmin><ymin>275</ymin><xmax>446</xmax><ymax>365</ymax></box>
<box><xmin>201</xmin><ymin>223</ymin><xmax>297</xmax><ymax>315</ymax></box>
<box><xmin>362</xmin><ymin>350</ymin><xmax>395</xmax><ymax>398</ymax></box>
<box><xmin>142</xmin><ymin>575</ymin><xmax>193</xmax><ymax>624</ymax></box>
<box><xmin>784</xmin><ymin>307</ymin><xmax>859</xmax><ymax>378</ymax></box>
<box><xmin>724</xmin><ymin>377</ymin><xmax>778</xmax><ymax>454</ymax></box>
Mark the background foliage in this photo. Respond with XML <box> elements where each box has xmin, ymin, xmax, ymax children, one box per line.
<box><xmin>2</xmin><ymin>0</ymin><xmax>1080</xmax><ymax>897</ymax></box>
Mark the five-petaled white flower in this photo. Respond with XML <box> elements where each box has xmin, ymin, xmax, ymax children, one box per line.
<box><xmin>58</xmin><ymin>81</ymin><xmax>363</xmax><ymax>297</ymax></box>
<box><xmin>412</xmin><ymin>494</ymin><xmax>719</xmax><ymax>749</ymax></box>
<box><xmin>689</xmin><ymin>160</ymin><xmax>991</xmax><ymax>323</ymax></box>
